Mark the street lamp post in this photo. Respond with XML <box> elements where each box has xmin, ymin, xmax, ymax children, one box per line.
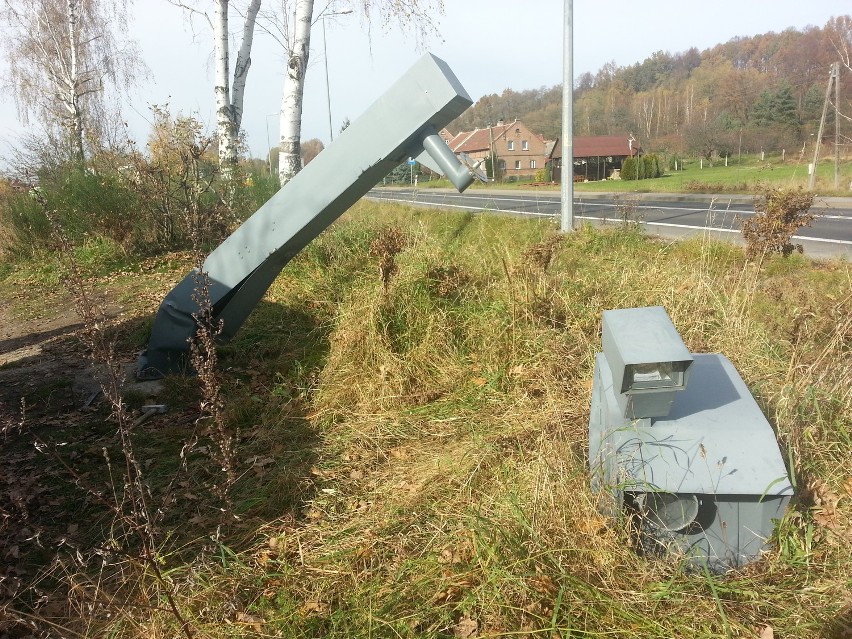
<box><xmin>560</xmin><ymin>0</ymin><xmax>573</xmax><ymax>232</ymax></box>
<box><xmin>265</xmin><ymin>113</ymin><xmax>278</xmax><ymax>174</ymax></box>
<box><xmin>320</xmin><ymin>9</ymin><xmax>353</xmax><ymax>144</ymax></box>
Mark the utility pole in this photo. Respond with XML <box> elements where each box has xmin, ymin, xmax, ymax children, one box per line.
<box><xmin>560</xmin><ymin>0</ymin><xmax>574</xmax><ymax>232</ymax></box>
<box><xmin>810</xmin><ymin>62</ymin><xmax>838</xmax><ymax>191</ymax></box>
<box><xmin>835</xmin><ymin>61</ymin><xmax>840</xmax><ymax>190</ymax></box>
<box><xmin>489</xmin><ymin>124</ymin><xmax>496</xmax><ymax>182</ymax></box>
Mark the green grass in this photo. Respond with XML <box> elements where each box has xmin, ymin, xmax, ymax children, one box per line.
<box><xmin>0</xmin><ymin>200</ymin><xmax>850</xmax><ymax>638</ymax></box>
<box><xmin>576</xmin><ymin>154</ymin><xmax>848</xmax><ymax>195</ymax></box>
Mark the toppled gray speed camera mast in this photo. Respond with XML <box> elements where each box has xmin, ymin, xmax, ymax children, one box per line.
<box><xmin>138</xmin><ymin>53</ymin><xmax>485</xmax><ymax>379</ymax></box>
<box><xmin>588</xmin><ymin>306</ymin><xmax>792</xmax><ymax>570</ymax></box>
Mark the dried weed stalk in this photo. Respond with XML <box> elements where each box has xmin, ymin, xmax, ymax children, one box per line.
<box><xmin>188</xmin><ymin>267</ymin><xmax>236</xmax><ymax>520</ymax></box>
<box><xmin>614</xmin><ymin>194</ymin><xmax>643</xmax><ymax>227</ymax></box>
<box><xmin>523</xmin><ymin>233</ymin><xmax>565</xmax><ymax>272</ymax></box>
<box><xmin>741</xmin><ymin>187</ymin><xmax>816</xmax><ymax>258</ymax></box>
<box><xmin>369</xmin><ymin>226</ymin><xmax>409</xmax><ymax>290</ymax></box>
<box><xmin>425</xmin><ymin>263</ymin><xmax>471</xmax><ymax>299</ymax></box>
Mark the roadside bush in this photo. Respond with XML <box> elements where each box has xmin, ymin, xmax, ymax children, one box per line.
<box><xmin>0</xmin><ymin>189</ymin><xmax>44</xmax><ymax>258</ymax></box>
<box><xmin>623</xmin><ymin>155</ymin><xmax>663</xmax><ymax>181</ymax></box>
<box><xmin>621</xmin><ymin>157</ymin><xmax>636</xmax><ymax>180</ymax></box>
<box><xmin>642</xmin><ymin>154</ymin><xmax>656</xmax><ymax>178</ymax></box>
<box><xmin>48</xmin><ymin>169</ymin><xmax>139</xmax><ymax>244</ymax></box>
<box><xmin>740</xmin><ymin>187</ymin><xmax>816</xmax><ymax>258</ymax></box>
<box><xmin>125</xmin><ymin>107</ymin><xmax>233</xmax><ymax>252</ymax></box>
<box><xmin>0</xmin><ymin>169</ymin><xmax>139</xmax><ymax>258</ymax></box>
<box><xmin>234</xmin><ymin>171</ymin><xmax>280</xmax><ymax>218</ymax></box>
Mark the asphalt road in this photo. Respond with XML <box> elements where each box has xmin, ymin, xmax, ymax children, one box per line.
<box><xmin>366</xmin><ymin>188</ymin><xmax>852</xmax><ymax>260</ymax></box>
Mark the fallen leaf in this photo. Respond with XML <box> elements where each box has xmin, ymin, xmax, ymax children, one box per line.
<box><xmin>528</xmin><ymin>574</ymin><xmax>557</xmax><ymax>596</ymax></box>
<box><xmin>757</xmin><ymin>624</ymin><xmax>774</xmax><ymax>639</ymax></box>
<box><xmin>452</xmin><ymin>616</ymin><xmax>478</xmax><ymax>638</ymax></box>
<box><xmin>235</xmin><ymin>611</ymin><xmax>264</xmax><ymax>633</ymax></box>
<box><xmin>301</xmin><ymin>601</ymin><xmax>329</xmax><ymax>615</ymax></box>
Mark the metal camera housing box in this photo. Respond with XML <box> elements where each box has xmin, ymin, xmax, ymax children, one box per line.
<box><xmin>601</xmin><ymin>306</ymin><xmax>693</xmax><ymax>419</ymax></box>
<box><xmin>589</xmin><ymin>307</ymin><xmax>793</xmax><ymax>570</ymax></box>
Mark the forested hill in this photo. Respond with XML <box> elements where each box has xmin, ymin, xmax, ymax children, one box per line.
<box><xmin>448</xmin><ymin>16</ymin><xmax>852</xmax><ymax>158</ymax></box>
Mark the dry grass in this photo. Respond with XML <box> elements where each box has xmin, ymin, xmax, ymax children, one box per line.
<box><xmin>2</xmin><ymin>200</ymin><xmax>850</xmax><ymax>637</ymax></box>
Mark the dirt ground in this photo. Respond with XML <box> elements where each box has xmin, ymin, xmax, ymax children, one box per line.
<box><xmin>0</xmin><ymin>289</ymin><xmax>165</xmax><ymax>635</ymax></box>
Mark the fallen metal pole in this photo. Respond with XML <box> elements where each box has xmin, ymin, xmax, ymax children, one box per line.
<box><xmin>138</xmin><ymin>53</ymin><xmax>483</xmax><ymax>379</ymax></box>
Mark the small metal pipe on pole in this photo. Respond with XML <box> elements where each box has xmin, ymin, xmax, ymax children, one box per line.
<box><xmin>560</xmin><ymin>0</ymin><xmax>573</xmax><ymax>232</ymax></box>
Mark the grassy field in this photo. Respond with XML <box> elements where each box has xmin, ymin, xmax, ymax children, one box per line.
<box><xmin>412</xmin><ymin>154</ymin><xmax>852</xmax><ymax>196</ymax></box>
<box><xmin>0</xmin><ymin>200</ymin><xmax>850</xmax><ymax>637</ymax></box>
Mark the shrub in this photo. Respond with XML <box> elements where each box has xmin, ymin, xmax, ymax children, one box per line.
<box><xmin>0</xmin><ymin>169</ymin><xmax>140</xmax><ymax>258</ymax></box>
<box><xmin>127</xmin><ymin>107</ymin><xmax>232</xmax><ymax>251</ymax></box>
<box><xmin>622</xmin><ymin>157</ymin><xmax>636</xmax><ymax>181</ymax></box>
<box><xmin>740</xmin><ymin>187</ymin><xmax>816</xmax><ymax>258</ymax></box>
<box><xmin>622</xmin><ymin>155</ymin><xmax>663</xmax><ymax>181</ymax></box>
<box><xmin>642</xmin><ymin>155</ymin><xmax>656</xmax><ymax>178</ymax></box>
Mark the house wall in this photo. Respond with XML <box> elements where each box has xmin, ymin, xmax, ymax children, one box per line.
<box><xmin>494</xmin><ymin>122</ymin><xmax>549</xmax><ymax>178</ymax></box>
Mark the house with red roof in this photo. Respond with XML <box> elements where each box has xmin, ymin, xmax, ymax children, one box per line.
<box><xmin>447</xmin><ymin>119</ymin><xmax>552</xmax><ymax>180</ymax></box>
<box><xmin>550</xmin><ymin>134</ymin><xmax>642</xmax><ymax>182</ymax></box>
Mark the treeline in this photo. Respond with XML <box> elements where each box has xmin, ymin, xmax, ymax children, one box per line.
<box><xmin>449</xmin><ymin>16</ymin><xmax>852</xmax><ymax>159</ymax></box>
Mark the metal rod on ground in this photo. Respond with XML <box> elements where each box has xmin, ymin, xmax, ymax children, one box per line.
<box><xmin>560</xmin><ymin>0</ymin><xmax>573</xmax><ymax>232</ymax></box>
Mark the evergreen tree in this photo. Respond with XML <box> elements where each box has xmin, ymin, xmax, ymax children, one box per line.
<box><xmin>771</xmin><ymin>83</ymin><xmax>800</xmax><ymax>130</ymax></box>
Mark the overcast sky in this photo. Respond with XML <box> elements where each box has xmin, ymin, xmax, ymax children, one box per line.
<box><xmin>1</xmin><ymin>0</ymin><xmax>849</xmax><ymax>165</ymax></box>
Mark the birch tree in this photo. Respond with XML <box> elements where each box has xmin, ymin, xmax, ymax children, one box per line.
<box><xmin>171</xmin><ymin>0</ymin><xmax>261</xmax><ymax>172</ymax></box>
<box><xmin>278</xmin><ymin>0</ymin><xmax>313</xmax><ymax>184</ymax></box>
<box><xmin>1</xmin><ymin>0</ymin><xmax>143</xmax><ymax>167</ymax></box>
<box><xmin>825</xmin><ymin>16</ymin><xmax>852</xmax><ymax>73</ymax></box>
<box><xmin>213</xmin><ymin>0</ymin><xmax>261</xmax><ymax>170</ymax></box>
<box><xmin>262</xmin><ymin>0</ymin><xmax>443</xmax><ymax>186</ymax></box>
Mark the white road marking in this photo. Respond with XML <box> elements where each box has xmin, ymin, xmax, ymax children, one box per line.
<box><xmin>366</xmin><ymin>195</ymin><xmax>852</xmax><ymax>245</ymax></box>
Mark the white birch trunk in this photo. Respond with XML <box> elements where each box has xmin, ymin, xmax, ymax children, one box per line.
<box><xmin>278</xmin><ymin>0</ymin><xmax>314</xmax><ymax>186</ymax></box>
<box><xmin>231</xmin><ymin>0</ymin><xmax>261</xmax><ymax>136</ymax></box>
<box><xmin>66</xmin><ymin>0</ymin><xmax>85</xmax><ymax>165</ymax></box>
<box><xmin>213</xmin><ymin>0</ymin><xmax>235</xmax><ymax>171</ymax></box>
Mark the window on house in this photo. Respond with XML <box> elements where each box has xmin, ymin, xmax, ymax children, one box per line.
<box><xmin>507</xmin><ymin>140</ymin><xmax>514</xmax><ymax>151</ymax></box>
<box><xmin>514</xmin><ymin>160</ymin><xmax>521</xmax><ymax>170</ymax></box>
<box><xmin>498</xmin><ymin>160</ymin><xmax>506</xmax><ymax>170</ymax></box>
<box><xmin>522</xmin><ymin>140</ymin><xmax>529</xmax><ymax>151</ymax></box>
<box><xmin>530</xmin><ymin>159</ymin><xmax>537</xmax><ymax>169</ymax></box>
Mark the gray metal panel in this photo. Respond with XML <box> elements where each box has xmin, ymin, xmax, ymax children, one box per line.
<box><xmin>138</xmin><ymin>53</ymin><xmax>477</xmax><ymax>378</ymax></box>
<box><xmin>647</xmin><ymin>494</ymin><xmax>791</xmax><ymax>569</ymax></box>
<box><xmin>593</xmin><ymin>353</ymin><xmax>793</xmax><ymax>496</ymax></box>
